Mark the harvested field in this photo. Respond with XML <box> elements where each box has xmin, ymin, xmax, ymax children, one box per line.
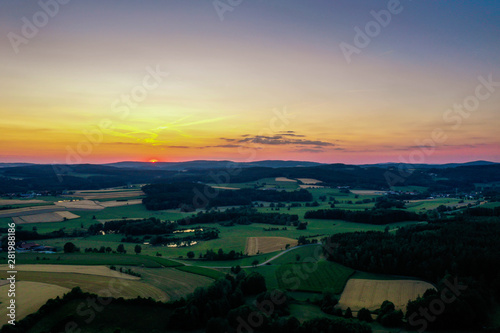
<box><xmin>0</xmin><ymin>199</ymin><xmax>47</xmax><ymax>205</ymax></box>
<box><xmin>70</xmin><ymin>190</ymin><xmax>144</xmax><ymax>200</ymax></box>
<box><xmin>55</xmin><ymin>211</ymin><xmax>80</xmax><ymax>219</ymax></box>
<box><xmin>55</xmin><ymin>199</ymin><xmax>103</xmax><ymax>210</ymax></box>
<box><xmin>10</xmin><ymin>211</ymin><xmax>80</xmax><ymax>224</ymax></box>
<box><xmin>0</xmin><ymin>281</ymin><xmax>69</xmax><ymax>324</ymax></box>
<box><xmin>0</xmin><ymin>264</ymin><xmax>140</xmax><ymax>280</ymax></box>
<box><xmin>275</xmin><ymin>177</ymin><xmax>297</xmax><ymax>182</ymax></box>
<box><xmin>338</xmin><ymin>278</ymin><xmax>435</xmax><ymax>312</ymax></box>
<box><xmin>245</xmin><ymin>237</ymin><xmax>298</xmax><ymax>255</ymax></box>
<box><xmin>297</xmin><ymin>178</ymin><xmax>322</xmax><ymax>184</ymax></box>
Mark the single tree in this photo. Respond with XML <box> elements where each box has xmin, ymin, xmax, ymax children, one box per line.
<box><xmin>134</xmin><ymin>244</ymin><xmax>142</xmax><ymax>254</ymax></box>
<box><xmin>63</xmin><ymin>242</ymin><xmax>77</xmax><ymax>253</ymax></box>
<box><xmin>117</xmin><ymin>244</ymin><xmax>126</xmax><ymax>254</ymax></box>
<box><xmin>187</xmin><ymin>251</ymin><xmax>195</xmax><ymax>259</ymax></box>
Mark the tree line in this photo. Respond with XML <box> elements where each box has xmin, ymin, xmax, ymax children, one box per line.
<box><xmin>305</xmin><ymin>208</ymin><xmax>425</xmax><ymax>225</ymax></box>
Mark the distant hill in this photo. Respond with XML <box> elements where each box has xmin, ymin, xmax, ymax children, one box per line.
<box><xmin>0</xmin><ymin>163</ymin><xmax>34</xmax><ymax>168</ymax></box>
<box><xmin>362</xmin><ymin>160</ymin><xmax>498</xmax><ymax>169</ymax></box>
<box><xmin>105</xmin><ymin>160</ymin><xmax>323</xmax><ymax>171</ymax></box>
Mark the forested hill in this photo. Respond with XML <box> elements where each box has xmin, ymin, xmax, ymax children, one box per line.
<box><xmin>0</xmin><ymin>162</ymin><xmax>499</xmax><ymax>194</ymax></box>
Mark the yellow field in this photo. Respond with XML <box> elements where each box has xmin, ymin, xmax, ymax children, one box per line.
<box><xmin>245</xmin><ymin>237</ymin><xmax>298</xmax><ymax>255</ymax></box>
<box><xmin>0</xmin><ymin>281</ymin><xmax>70</xmax><ymax>325</ymax></box>
<box><xmin>275</xmin><ymin>177</ymin><xmax>297</xmax><ymax>182</ymax></box>
<box><xmin>297</xmin><ymin>178</ymin><xmax>322</xmax><ymax>184</ymax></box>
<box><xmin>338</xmin><ymin>278</ymin><xmax>435</xmax><ymax>312</ymax></box>
<box><xmin>0</xmin><ymin>265</ymin><xmax>140</xmax><ymax>280</ymax></box>
<box><xmin>10</xmin><ymin>211</ymin><xmax>80</xmax><ymax>224</ymax></box>
<box><xmin>16</xmin><ymin>271</ymin><xmax>168</xmax><ymax>301</ymax></box>
<box><xmin>0</xmin><ymin>199</ymin><xmax>47</xmax><ymax>205</ymax></box>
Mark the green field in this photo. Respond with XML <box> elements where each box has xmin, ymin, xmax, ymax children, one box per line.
<box><xmin>175</xmin><ymin>265</ymin><xmax>225</xmax><ymax>280</ymax></box>
<box><xmin>13</xmin><ymin>252</ymin><xmax>180</xmax><ymax>268</ymax></box>
<box><xmin>133</xmin><ymin>267</ymin><xmax>214</xmax><ymax>300</ymax></box>
<box><xmin>276</xmin><ymin>261</ymin><xmax>354</xmax><ymax>293</ymax></box>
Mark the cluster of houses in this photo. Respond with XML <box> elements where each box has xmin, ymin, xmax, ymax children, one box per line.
<box><xmin>16</xmin><ymin>242</ymin><xmax>56</xmax><ymax>253</ymax></box>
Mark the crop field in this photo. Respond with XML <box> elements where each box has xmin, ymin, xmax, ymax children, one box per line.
<box><xmin>0</xmin><ymin>281</ymin><xmax>69</xmax><ymax>325</ymax></box>
<box><xmin>0</xmin><ymin>264</ymin><xmax>140</xmax><ymax>280</ymax></box>
<box><xmin>276</xmin><ymin>261</ymin><xmax>354</xmax><ymax>293</ymax></box>
<box><xmin>11</xmin><ymin>211</ymin><xmax>79</xmax><ymax>224</ymax></box>
<box><xmin>275</xmin><ymin>177</ymin><xmax>297</xmax><ymax>182</ymax></box>
<box><xmin>69</xmin><ymin>190</ymin><xmax>145</xmax><ymax>200</ymax></box>
<box><xmin>15</xmin><ymin>271</ymin><xmax>168</xmax><ymax>301</ymax></box>
<box><xmin>134</xmin><ymin>267</ymin><xmax>214</xmax><ymax>300</ymax></box>
<box><xmin>245</xmin><ymin>236</ymin><xmax>298</xmax><ymax>255</ymax></box>
<box><xmin>0</xmin><ymin>205</ymin><xmax>64</xmax><ymax>218</ymax></box>
<box><xmin>296</xmin><ymin>178</ymin><xmax>322</xmax><ymax>184</ymax></box>
<box><xmin>337</xmin><ymin>278</ymin><xmax>436</xmax><ymax>312</ymax></box>
<box><xmin>0</xmin><ymin>199</ymin><xmax>48</xmax><ymax>205</ymax></box>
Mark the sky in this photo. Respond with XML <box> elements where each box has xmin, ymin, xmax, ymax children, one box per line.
<box><xmin>1</xmin><ymin>0</ymin><xmax>499</xmax><ymax>164</ymax></box>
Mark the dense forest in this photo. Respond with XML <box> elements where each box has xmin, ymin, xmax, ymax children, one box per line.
<box><xmin>177</xmin><ymin>208</ymin><xmax>300</xmax><ymax>226</ymax></box>
<box><xmin>323</xmin><ymin>218</ymin><xmax>500</xmax><ymax>330</ymax></box>
<box><xmin>142</xmin><ymin>182</ymin><xmax>313</xmax><ymax>211</ymax></box>
<box><xmin>304</xmin><ymin>208</ymin><xmax>426</xmax><ymax>225</ymax></box>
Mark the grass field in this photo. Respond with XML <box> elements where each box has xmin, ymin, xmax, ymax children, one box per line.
<box><xmin>276</xmin><ymin>261</ymin><xmax>354</xmax><ymax>293</ymax></box>
<box><xmin>175</xmin><ymin>266</ymin><xmax>226</xmax><ymax>280</ymax></box>
<box><xmin>338</xmin><ymin>278</ymin><xmax>435</xmax><ymax>312</ymax></box>
<box><xmin>405</xmin><ymin>198</ymin><xmax>476</xmax><ymax>212</ymax></box>
<box><xmin>0</xmin><ymin>264</ymin><xmax>140</xmax><ymax>280</ymax></box>
<box><xmin>0</xmin><ymin>281</ymin><xmax>69</xmax><ymax>325</ymax></box>
<box><xmin>15</xmin><ymin>271</ymin><xmax>168</xmax><ymax>301</ymax></box>
<box><xmin>12</xmin><ymin>252</ymin><xmax>180</xmax><ymax>268</ymax></box>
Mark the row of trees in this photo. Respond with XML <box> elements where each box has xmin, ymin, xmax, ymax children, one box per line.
<box><xmin>142</xmin><ymin>182</ymin><xmax>313</xmax><ymax>211</ymax></box>
<box><xmin>305</xmin><ymin>208</ymin><xmax>425</xmax><ymax>225</ymax></box>
<box><xmin>177</xmin><ymin>207</ymin><xmax>300</xmax><ymax>226</ymax></box>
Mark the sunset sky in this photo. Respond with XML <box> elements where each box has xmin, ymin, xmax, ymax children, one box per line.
<box><xmin>1</xmin><ymin>1</ymin><xmax>499</xmax><ymax>164</ymax></box>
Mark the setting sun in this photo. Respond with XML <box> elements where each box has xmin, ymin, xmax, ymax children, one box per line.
<box><xmin>149</xmin><ymin>159</ymin><xmax>158</xmax><ymax>163</ymax></box>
